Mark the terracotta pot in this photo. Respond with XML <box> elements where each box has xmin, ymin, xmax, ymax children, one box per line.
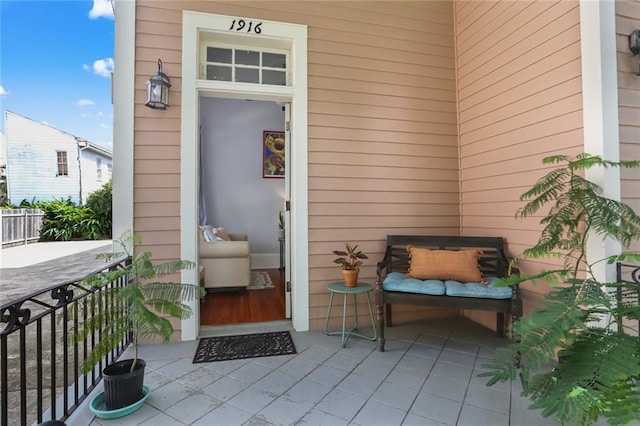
<box><xmin>342</xmin><ymin>268</ymin><xmax>359</xmax><ymax>287</ymax></box>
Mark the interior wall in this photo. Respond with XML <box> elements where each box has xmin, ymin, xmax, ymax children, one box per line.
<box><xmin>454</xmin><ymin>0</ymin><xmax>584</xmax><ymax>329</ymax></box>
<box><xmin>200</xmin><ymin>97</ymin><xmax>285</xmax><ymax>267</ymax></box>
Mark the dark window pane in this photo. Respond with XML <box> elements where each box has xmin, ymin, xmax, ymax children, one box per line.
<box><xmin>57</xmin><ymin>151</ymin><xmax>68</xmax><ymax>176</ymax></box>
<box><xmin>262</xmin><ymin>70</ymin><xmax>286</xmax><ymax>85</ymax></box>
<box><xmin>206</xmin><ymin>65</ymin><xmax>232</xmax><ymax>81</ymax></box>
<box><xmin>236</xmin><ymin>68</ymin><xmax>259</xmax><ymax>84</ymax></box>
<box><xmin>207</xmin><ymin>47</ymin><xmax>231</xmax><ymax>63</ymax></box>
<box><xmin>263</xmin><ymin>53</ymin><xmax>286</xmax><ymax>68</ymax></box>
<box><xmin>236</xmin><ymin>50</ymin><xmax>259</xmax><ymax>66</ymax></box>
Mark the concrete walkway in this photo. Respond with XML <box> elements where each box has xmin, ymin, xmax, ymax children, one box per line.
<box><xmin>1</xmin><ymin>240</ymin><xmax>112</xmax><ymax>268</ymax></box>
<box><xmin>0</xmin><ymin>240</ymin><xmax>113</xmax><ymax>306</ymax></box>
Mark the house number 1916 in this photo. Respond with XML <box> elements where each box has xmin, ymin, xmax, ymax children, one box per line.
<box><xmin>229</xmin><ymin>19</ymin><xmax>262</xmax><ymax>34</ymax></box>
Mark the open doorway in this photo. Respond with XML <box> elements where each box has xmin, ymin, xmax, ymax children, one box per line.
<box><xmin>197</xmin><ymin>97</ymin><xmax>287</xmax><ymax>326</ymax></box>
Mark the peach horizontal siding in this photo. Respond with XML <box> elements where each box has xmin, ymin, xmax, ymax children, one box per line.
<box><xmin>134</xmin><ymin>1</ymin><xmax>459</xmax><ymax>330</ymax></box>
<box><xmin>455</xmin><ymin>0</ymin><xmax>583</xmax><ymax>328</ymax></box>
<box><xmin>617</xmin><ymin>0</ymin><xmax>640</xmax><ymax>253</ymax></box>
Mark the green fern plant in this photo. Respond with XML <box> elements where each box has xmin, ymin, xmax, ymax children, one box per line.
<box><xmin>482</xmin><ymin>154</ymin><xmax>640</xmax><ymax>425</ymax></box>
<box><xmin>71</xmin><ymin>230</ymin><xmax>205</xmax><ymax>374</ymax></box>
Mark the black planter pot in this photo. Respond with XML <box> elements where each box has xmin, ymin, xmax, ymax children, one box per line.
<box><xmin>102</xmin><ymin>359</ymin><xmax>146</xmax><ymax>410</ymax></box>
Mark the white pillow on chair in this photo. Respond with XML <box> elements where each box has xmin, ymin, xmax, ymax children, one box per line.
<box><xmin>213</xmin><ymin>227</ymin><xmax>231</xmax><ymax>241</ymax></box>
<box><xmin>199</xmin><ymin>225</ymin><xmax>217</xmax><ymax>243</ymax></box>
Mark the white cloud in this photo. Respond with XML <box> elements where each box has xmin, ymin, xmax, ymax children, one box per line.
<box><xmin>75</xmin><ymin>99</ymin><xmax>95</xmax><ymax>107</ymax></box>
<box><xmin>97</xmin><ymin>111</ymin><xmax>104</xmax><ymax>117</ymax></box>
<box><xmin>92</xmin><ymin>58</ymin><xmax>114</xmax><ymax>78</ymax></box>
<box><xmin>0</xmin><ymin>86</ymin><xmax>7</xmax><ymax>96</ymax></box>
<box><xmin>89</xmin><ymin>0</ymin><xmax>114</xmax><ymax>20</ymax></box>
<box><xmin>82</xmin><ymin>64</ymin><xmax>90</xmax><ymax>72</ymax></box>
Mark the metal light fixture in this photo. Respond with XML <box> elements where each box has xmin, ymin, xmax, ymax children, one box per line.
<box><xmin>145</xmin><ymin>59</ymin><xmax>171</xmax><ymax>109</ymax></box>
<box><xmin>629</xmin><ymin>30</ymin><xmax>640</xmax><ymax>76</ymax></box>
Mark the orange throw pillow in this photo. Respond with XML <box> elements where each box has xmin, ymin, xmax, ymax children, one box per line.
<box><xmin>406</xmin><ymin>245</ymin><xmax>485</xmax><ymax>283</ymax></box>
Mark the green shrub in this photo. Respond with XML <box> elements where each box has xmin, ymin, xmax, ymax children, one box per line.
<box><xmin>85</xmin><ymin>180</ymin><xmax>112</xmax><ymax>238</ymax></box>
<box><xmin>1</xmin><ymin>198</ymin><xmax>40</xmax><ymax>209</ymax></box>
<box><xmin>39</xmin><ymin>197</ymin><xmax>104</xmax><ymax>241</ymax></box>
<box><xmin>3</xmin><ymin>181</ymin><xmax>112</xmax><ymax>239</ymax></box>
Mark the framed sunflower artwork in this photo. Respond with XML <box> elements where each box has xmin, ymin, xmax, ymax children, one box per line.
<box><xmin>263</xmin><ymin>130</ymin><xmax>285</xmax><ymax>178</ymax></box>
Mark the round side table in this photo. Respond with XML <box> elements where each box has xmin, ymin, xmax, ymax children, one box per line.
<box><xmin>324</xmin><ymin>281</ymin><xmax>377</xmax><ymax>347</ymax></box>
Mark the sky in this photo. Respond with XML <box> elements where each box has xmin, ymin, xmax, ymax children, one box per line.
<box><xmin>0</xmin><ymin>0</ymin><xmax>115</xmax><ymax>151</ymax></box>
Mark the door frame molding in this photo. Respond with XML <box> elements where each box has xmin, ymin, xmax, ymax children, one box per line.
<box><xmin>181</xmin><ymin>11</ymin><xmax>309</xmax><ymax>339</ymax></box>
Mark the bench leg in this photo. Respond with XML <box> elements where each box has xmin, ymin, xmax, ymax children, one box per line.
<box><xmin>496</xmin><ymin>312</ymin><xmax>505</xmax><ymax>337</ymax></box>
<box><xmin>376</xmin><ymin>300</ymin><xmax>385</xmax><ymax>352</ymax></box>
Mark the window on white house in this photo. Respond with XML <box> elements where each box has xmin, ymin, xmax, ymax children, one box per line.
<box><xmin>96</xmin><ymin>157</ymin><xmax>103</xmax><ymax>181</ymax></box>
<box><xmin>107</xmin><ymin>163</ymin><xmax>112</xmax><ymax>180</ymax></box>
<box><xmin>201</xmin><ymin>45</ymin><xmax>288</xmax><ymax>86</ymax></box>
<box><xmin>56</xmin><ymin>151</ymin><xmax>68</xmax><ymax>176</ymax></box>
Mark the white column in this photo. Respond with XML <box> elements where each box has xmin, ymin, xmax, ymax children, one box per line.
<box><xmin>112</xmin><ymin>0</ymin><xmax>136</xmax><ymax>242</ymax></box>
<box><xmin>579</xmin><ymin>0</ymin><xmax>621</xmax><ymax>282</ymax></box>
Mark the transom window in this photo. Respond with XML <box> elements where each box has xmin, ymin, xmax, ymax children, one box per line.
<box><xmin>56</xmin><ymin>151</ymin><xmax>68</xmax><ymax>176</ymax></box>
<box><xmin>201</xmin><ymin>44</ymin><xmax>288</xmax><ymax>86</ymax></box>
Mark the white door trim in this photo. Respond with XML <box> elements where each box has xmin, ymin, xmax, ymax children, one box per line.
<box><xmin>181</xmin><ymin>11</ymin><xmax>309</xmax><ymax>340</ymax></box>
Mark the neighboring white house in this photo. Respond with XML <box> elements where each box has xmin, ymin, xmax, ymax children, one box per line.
<box><xmin>3</xmin><ymin>111</ymin><xmax>112</xmax><ymax>205</ymax></box>
<box><xmin>0</xmin><ymin>129</ymin><xmax>6</xmax><ymax>204</ymax></box>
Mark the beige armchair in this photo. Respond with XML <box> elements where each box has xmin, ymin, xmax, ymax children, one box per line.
<box><xmin>198</xmin><ymin>229</ymin><xmax>251</xmax><ymax>289</ymax></box>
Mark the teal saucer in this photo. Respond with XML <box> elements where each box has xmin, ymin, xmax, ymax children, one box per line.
<box><xmin>89</xmin><ymin>385</ymin><xmax>151</xmax><ymax>419</ymax></box>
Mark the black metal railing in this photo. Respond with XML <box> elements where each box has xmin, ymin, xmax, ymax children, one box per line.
<box><xmin>616</xmin><ymin>262</ymin><xmax>640</xmax><ymax>335</ymax></box>
<box><xmin>0</xmin><ymin>256</ymin><xmax>131</xmax><ymax>426</ymax></box>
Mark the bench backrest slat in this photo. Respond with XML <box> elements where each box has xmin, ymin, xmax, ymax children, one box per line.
<box><xmin>385</xmin><ymin>235</ymin><xmax>509</xmax><ymax>278</ymax></box>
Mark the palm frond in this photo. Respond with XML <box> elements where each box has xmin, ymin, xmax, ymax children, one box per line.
<box><xmin>493</xmin><ymin>268</ymin><xmax>568</xmax><ymax>288</ymax></box>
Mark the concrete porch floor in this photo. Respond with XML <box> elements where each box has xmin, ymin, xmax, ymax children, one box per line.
<box><xmin>65</xmin><ymin>317</ymin><xmax>567</xmax><ymax>426</ymax></box>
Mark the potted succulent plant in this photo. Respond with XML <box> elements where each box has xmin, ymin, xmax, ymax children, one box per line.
<box><xmin>332</xmin><ymin>243</ymin><xmax>368</xmax><ymax>287</ymax></box>
<box><xmin>71</xmin><ymin>230</ymin><xmax>205</xmax><ymax>414</ymax></box>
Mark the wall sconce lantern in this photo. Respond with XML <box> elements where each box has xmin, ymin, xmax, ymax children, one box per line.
<box><xmin>629</xmin><ymin>30</ymin><xmax>640</xmax><ymax>76</ymax></box>
<box><xmin>145</xmin><ymin>59</ymin><xmax>171</xmax><ymax>109</ymax></box>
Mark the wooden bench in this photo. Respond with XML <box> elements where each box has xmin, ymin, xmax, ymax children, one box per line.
<box><xmin>375</xmin><ymin>235</ymin><xmax>522</xmax><ymax>352</ymax></box>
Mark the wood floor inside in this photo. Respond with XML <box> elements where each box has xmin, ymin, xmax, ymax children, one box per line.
<box><xmin>200</xmin><ymin>269</ymin><xmax>286</xmax><ymax>325</ymax></box>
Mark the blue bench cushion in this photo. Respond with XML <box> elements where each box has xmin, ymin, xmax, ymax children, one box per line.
<box><xmin>445</xmin><ymin>276</ymin><xmax>512</xmax><ymax>299</ymax></box>
<box><xmin>383</xmin><ymin>272</ymin><xmax>445</xmax><ymax>295</ymax></box>
<box><xmin>383</xmin><ymin>273</ymin><xmax>512</xmax><ymax>299</ymax></box>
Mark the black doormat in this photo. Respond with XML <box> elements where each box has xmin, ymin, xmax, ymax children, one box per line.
<box><xmin>193</xmin><ymin>331</ymin><xmax>297</xmax><ymax>363</ymax></box>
